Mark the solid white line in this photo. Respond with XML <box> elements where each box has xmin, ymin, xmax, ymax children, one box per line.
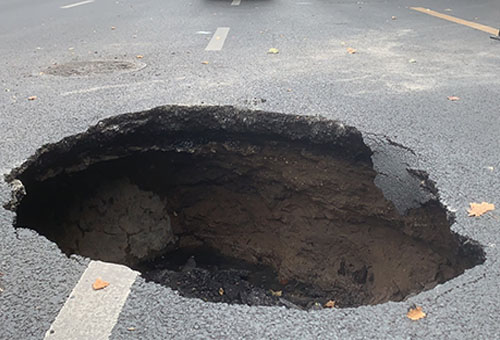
<box><xmin>205</xmin><ymin>27</ymin><xmax>230</xmax><ymax>51</ymax></box>
<box><xmin>231</xmin><ymin>0</ymin><xmax>241</xmax><ymax>6</ymax></box>
<box><xmin>60</xmin><ymin>0</ymin><xmax>94</xmax><ymax>9</ymax></box>
<box><xmin>44</xmin><ymin>261</ymin><xmax>138</xmax><ymax>340</ymax></box>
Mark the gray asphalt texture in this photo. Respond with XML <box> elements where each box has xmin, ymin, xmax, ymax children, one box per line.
<box><xmin>0</xmin><ymin>0</ymin><xmax>499</xmax><ymax>339</ymax></box>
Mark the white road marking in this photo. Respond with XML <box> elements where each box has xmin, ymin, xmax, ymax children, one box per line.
<box><xmin>60</xmin><ymin>79</ymin><xmax>169</xmax><ymax>96</ymax></box>
<box><xmin>44</xmin><ymin>261</ymin><xmax>138</xmax><ymax>340</ymax></box>
<box><xmin>196</xmin><ymin>31</ymin><xmax>212</xmax><ymax>35</ymax></box>
<box><xmin>205</xmin><ymin>27</ymin><xmax>230</xmax><ymax>51</ymax></box>
<box><xmin>60</xmin><ymin>0</ymin><xmax>95</xmax><ymax>9</ymax></box>
<box><xmin>231</xmin><ymin>0</ymin><xmax>241</xmax><ymax>6</ymax></box>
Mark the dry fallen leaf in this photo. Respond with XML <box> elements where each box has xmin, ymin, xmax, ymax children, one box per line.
<box><xmin>391</xmin><ymin>16</ymin><xmax>397</xmax><ymax>20</ymax></box>
<box><xmin>111</xmin><ymin>26</ymin><xmax>116</xmax><ymax>30</ymax></box>
<box><xmin>407</xmin><ymin>306</ymin><xmax>426</xmax><ymax>320</ymax></box>
<box><xmin>270</xmin><ymin>290</ymin><xmax>282</xmax><ymax>297</ymax></box>
<box><xmin>201</xmin><ymin>61</ymin><xmax>209</xmax><ymax>65</ymax></box>
<box><xmin>409</xmin><ymin>59</ymin><xmax>417</xmax><ymax>63</ymax></box>
<box><xmin>219</xmin><ymin>287</ymin><xmax>224</xmax><ymax>296</ymax></box>
<box><xmin>92</xmin><ymin>278</ymin><xmax>109</xmax><ymax>290</ymax></box>
<box><xmin>347</xmin><ymin>47</ymin><xmax>357</xmax><ymax>54</ymax></box>
<box><xmin>127</xmin><ymin>327</ymin><xmax>135</xmax><ymax>331</ymax></box>
<box><xmin>324</xmin><ymin>300</ymin><xmax>335</xmax><ymax>308</ymax></box>
<box><xmin>468</xmin><ymin>202</ymin><xmax>495</xmax><ymax>217</ymax></box>
<box><xmin>447</xmin><ymin>96</ymin><xmax>460</xmax><ymax>101</ymax></box>
<box><xmin>268</xmin><ymin>48</ymin><xmax>279</xmax><ymax>54</ymax></box>
<box><xmin>136</xmin><ymin>55</ymin><xmax>144</xmax><ymax>59</ymax></box>
<box><xmin>28</xmin><ymin>96</ymin><xmax>37</xmax><ymax>101</ymax></box>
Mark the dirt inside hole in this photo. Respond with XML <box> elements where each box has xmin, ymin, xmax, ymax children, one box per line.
<box><xmin>5</xmin><ymin>106</ymin><xmax>484</xmax><ymax>309</ymax></box>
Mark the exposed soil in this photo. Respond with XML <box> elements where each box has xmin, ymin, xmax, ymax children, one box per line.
<box><xmin>139</xmin><ymin>247</ymin><xmax>331</xmax><ymax>310</ymax></box>
<box><xmin>5</xmin><ymin>106</ymin><xmax>484</xmax><ymax>309</ymax></box>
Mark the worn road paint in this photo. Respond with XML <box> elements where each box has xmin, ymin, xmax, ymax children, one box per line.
<box><xmin>231</xmin><ymin>0</ymin><xmax>241</xmax><ymax>6</ymax></box>
<box><xmin>60</xmin><ymin>0</ymin><xmax>95</xmax><ymax>9</ymax></box>
<box><xmin>60</xmin><ymin>79</ymin><xmax>168</xmax><ymax>96</ymax></box>
<box><xmin>205</xmin><ymin>27</ymin><xmax>230</xmax><ymax>51</ymax></box>
<box><xmin>411</xmin><ymin>7</ymin><xmax>500</xmax><ymax>36</ymax></box>
<box><xmin>44</xmin><ymin>261</ymin><xmax>138</xmax><ymax>340</ymax></box>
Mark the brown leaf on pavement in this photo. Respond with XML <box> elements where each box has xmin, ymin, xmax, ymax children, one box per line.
<box><xmin>28</xmin><ymin>96</ymin><xmax>37</xmax><ymax>101</ymax></box>
<box><xmin>407</xmin><ymin>306</ymin><xmax>426</xmax><ymax>320</ymax></box>
<box><xmin>268</xmin><ymin>48</ymin><xmax>279</xmax><ymax>54</ymax></box>
<box><xmin>447</xmin><ymin>96</ymin><xmax>460</xmax><ymax>101</ymax></box>
<box><xmin>136</xmin><ymin>55</ymin><xmax>144</xmax><ymax>59</ymax></box>
<box><xmin>468</xmin><ymin>202</ymin><xmax>495</xmax><ymax>217</ymax></box>
<box><xmin>270</xmin><ymin>290</ymin><xmax>282</xmax><ymax>297</ymax></box>
<box><xmin>92</xmin><ymin>278</ymin><xmax>110</xmax><ymax>290</ymax></box>
<box><xmin>324</xmin><ymin>300</ymin><xmax>335</xmax><ymax>308</ymax></box>
<box><xmin>347</xmin><ymin>47</ymin><xmax>357</xmax><ymax>54</ymax></box>
<box><xmin>219</xmin><ymin>287</ymin><xmax>224</xmax><ymax>296</ymax></box>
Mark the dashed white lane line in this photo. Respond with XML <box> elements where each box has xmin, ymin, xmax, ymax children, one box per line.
<box><xmin>205</xmin><ymin>27</ymin><xmax>230</xmax><ymax>51</ymax></box>
<box><xmin>231</xmin><ymin>0</ymin><xmax>241</xmax><ymax>6</ymax></box>
<box><xmin>44</xmin><ymin>261</ymin><xmax>138</xmax><ymax>340</ymax></box>
<box><xmin>60</xmin><ymin>0</ymin><xmax>95</xmax><ymax>9</ymax></box>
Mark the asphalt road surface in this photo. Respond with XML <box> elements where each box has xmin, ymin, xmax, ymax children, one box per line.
<box><xmin>1</xmin><ymin>0</ymin><xmax>500</xmax><ymax>339</ymax></box>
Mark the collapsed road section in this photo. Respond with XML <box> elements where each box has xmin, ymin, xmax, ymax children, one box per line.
<box><xmin>4</xmin><ymin>105</ymin><xmax>484</xmax><ymax>309</ymax></box>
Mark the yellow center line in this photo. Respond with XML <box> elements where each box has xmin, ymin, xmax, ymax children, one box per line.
<box><xmin>410</xmin><ymin>7</ymin><xmax>500</xmax><ymax>36</ymax></box>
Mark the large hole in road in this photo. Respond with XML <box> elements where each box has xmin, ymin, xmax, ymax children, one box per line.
<box><xmin>4</xmin><ymin>106</ymin><xmax>484</xmax><ymax>309</ymax></box>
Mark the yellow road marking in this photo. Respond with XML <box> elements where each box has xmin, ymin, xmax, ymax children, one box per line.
<box><xmin>411</xmin><ymin>7</ymin><xmax>500</xmax><ymax>36</ymax></box>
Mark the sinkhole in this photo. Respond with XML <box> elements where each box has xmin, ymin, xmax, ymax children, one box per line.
<box><xmin>4</xmin><ymin>105</ymin><xmax>484</xmax><ymax>309</ymax></box>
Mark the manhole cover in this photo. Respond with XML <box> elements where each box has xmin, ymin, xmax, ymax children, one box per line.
<box><xmin>44</xmin><ymin>60</ymin><xmax>145</xmax><ymax>77</ymax></box>
<box><xmin>4</xmin><ymin>106</ymin><xmax>484</xmax><ymax>310</ymax></box>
